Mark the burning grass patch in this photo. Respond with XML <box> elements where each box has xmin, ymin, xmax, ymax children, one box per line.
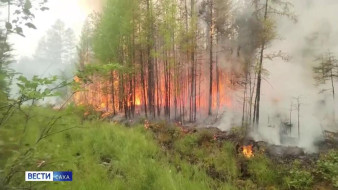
<box><xmin>147</xmin><ymin>121</ymin><xmax>338</xmax><ymax>189</ymax></box>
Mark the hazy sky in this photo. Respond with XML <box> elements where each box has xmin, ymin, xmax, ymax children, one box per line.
<box><xmin>8</xmin><ymin>0</ymin><xmax>101</xmax><ymax>58</ymax></box>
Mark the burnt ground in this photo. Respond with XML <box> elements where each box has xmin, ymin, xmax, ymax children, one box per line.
<box><xmin>108</xmin><ymin>112</ymin><xmax>338</xmax><ymax>162</ymax></box>
<box><xmin>99</xmin><ymin>114</ymin><xmax>338</xmax><ymax>189</ymax></box>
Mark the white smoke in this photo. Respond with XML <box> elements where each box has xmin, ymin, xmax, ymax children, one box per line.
<box><xmin>217</xmin><ymin>0</ymin><xmax>338</xmax><ymax>152</ymax></box>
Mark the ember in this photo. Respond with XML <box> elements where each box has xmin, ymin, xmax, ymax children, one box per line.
<box><xmin>242</xmin><ymin>145</ymin><xmax>254</xmax><ymax>158</ymax></box>
<box><xmin>144</xmin><ymin>120</ymin><xmax>150</xmax><ymax>129</ymax></box>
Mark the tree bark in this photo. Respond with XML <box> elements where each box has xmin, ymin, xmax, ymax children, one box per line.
<box><xmin>254</xmin><ymin>0</ymin><xmax>269</xmax><ymax>125</ymax></box>
<box><xmin>208</xmin><ymin>0</ymin><xmax>214</xmax><ymax>116</ymax></box>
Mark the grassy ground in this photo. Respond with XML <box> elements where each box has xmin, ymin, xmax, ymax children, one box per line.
<box><xmin>0</xmin><ymin>106</ymin><xmax>337</xmax><ymax>189</ymax></box>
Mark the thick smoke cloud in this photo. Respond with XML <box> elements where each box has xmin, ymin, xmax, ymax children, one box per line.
<box><xmin>245</xmin><ymin>0</ymin><xmax>338</xmax><ymax>152</ymax></box>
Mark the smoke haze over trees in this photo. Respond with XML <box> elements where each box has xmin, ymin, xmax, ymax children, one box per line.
<box><xmin>13</xmin><ymin>20</ymin><xmax>76</xmax><ymax>78</ymax></box>
<box><xmin>69</xmin><ymin>0</ymin><xmax>338</xmax><ymax>152</ymax></box>
<box><xmin>1</xmin><ymin>0</ymin><xmax>337</xmax><ymax>153</ymax></box>
<box><xmin>0</xmin><ymin>1</ymin><xmax>338</xmax><ymax>190</ymax></box>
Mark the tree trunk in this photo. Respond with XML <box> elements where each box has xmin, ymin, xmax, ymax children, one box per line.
<box><xmin>330</xmin><ymin>69</ymin><xmax>336</xmax><ymax>122</ymax></box>
<box><xmin>146</xmin><ymin>0</ymin><xmax>155</xmax><ymax>118</ymax></box>
<box><xmin>208</xmin><ymin>0</ymin><xmax>214</xmax><ymax>116</ymax></box>
<box><xmin>254</xmin><ymin>0</ymin><xmax>269</xmax><ymax>125</ymax></box>
<box><xmin>140</xmin><ymin>50</ymin><xmax>148</xmax><ymax>118</ymax></box>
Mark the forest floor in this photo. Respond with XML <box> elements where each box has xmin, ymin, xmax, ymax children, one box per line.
<box><xmin>0</xmin><ymin>106</ymin><xmax>337</xmax><ymax>190</ymax></box>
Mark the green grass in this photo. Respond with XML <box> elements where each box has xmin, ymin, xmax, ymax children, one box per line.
<box><xmin>0</xmin><ymin>107</ymin><xmax>224</xmax><ymax>189</ymax></box>
<box><xmin>247</xmin><ymin>154</ymin><xmax>280</xmax><ymax>187</ymax></box>
<box><xmin>1</xmin><ymin>106</ymin><xmax>337</xmax><ymax>190</ymax></box>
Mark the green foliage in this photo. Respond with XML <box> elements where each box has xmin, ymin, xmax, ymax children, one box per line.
<box><xmin>173</xmin><ymin>129</ymin><xmax>214</xmax><ymax>154</ymax></box>
<box><xmin>1</xmin><ymin>0</ymin><xmax>48</xmax><ymax>36</ymax></box>
<box><xmin>174</xmin><ymin>133</ymin><xmax>199</xmax><ymax>155</ymax></box>
<box><xmin>2</xmin><ymin>106</ymin><xmax>337</xmax><ymax>189</ymax></box>
<box><xmin>284</xmin><ymin>168</ymin><xmax>313</xmax><ymax>190</ymax></box>
<box><xmin>247</xmin><ymin>155</ymin><xmax>279</xmax><ymax>187</ymax></box>
<box><xmin>1</xmin><ymin>107</ymin><xmax>221</xmax><ymax>190</ymax></box>
<box><xmin>93</xmin><ymin>0</ymin><xmax>138</xmax><ymax>63</ymax></box>
<box><xmin>230</xmin><ymin>126</ymin><xmax>246</xmax><ymax>139</ymax></box>
<box><xmin>0</xmin><ymin>29</ymin><xmax>13</xmax><ymax>104</ymax></box>
<box><xmin>76</xmin><ymin>62</ymin><xmax>127</xmax><ymax>84</ymax></box>
<box><xmin>209</xmin><ymin>142</ymin><xmax>239</xmax><ymax>181</ymax></box>
<box><xmin>316</xmin><ymin>150</ymin><xmax>338</xmax><ymax>188</ymax></box>
<box><xmin>173</xmin><ymin>130</ymin><xmax>239</xmax><ymax>186</ymax></box>
<box><xmin>0</xmin><ymin>75</ymin><xmax>69</xmax><ymax>131</ymax></box>
<box><xmin>150</xmin><ymin>122</ymin><xmax>181</xmax><ymax>146</ymax></box>
<box><xmin>282</xmin><ymin>161</ymin><xmax>314</xmax><ymax>190</ymax></box>
<box><xmin>312</xmin><ymin>51</ymin><xmax>338</xmax><ymax>97</ymax></box>
<box><xmin>16</xmin><ymin>75</ymin><xmax>60</xmax><ymax>101</ymax></box>
<box><xmin>196</xmin><ymin>129</ymin><xmax>214</xmax><ymax>146</ymax></box>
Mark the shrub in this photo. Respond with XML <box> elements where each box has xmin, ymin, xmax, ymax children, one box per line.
<box><xmin>155</xmin><ymin>124</ymin><xmax>180</xmax><ymax>146</ymax></box>
<box><xmin>211</xmin><ymin>142</ymin><xmax>239</xmax><ymax>181</ymax></box>
<box><xmin>196</xmin><ymin>129</ymin><xmax>214</xmax><ymax>146</ymax></box>
<box><xmin>174</xmin><ymin>134</ymin><xmax>199</xmax><ymax>156</ymax></box>
<box><xmin>230</xmin><ymin>127</ymin><xmax>246</xmax><ymax>139</ymax></box>
<box><xmin>284</xmin><ymin>168</ymin><xmax>313</xmax><ymax>190</ymax></box>
<box><xmin>247</xmin><ymin>155</ymin><xmax>279</xmax><ymax>187</ymax></box>
<box><xmin>316</xmin><ymin>150</ymin><xmax>338</xmax><ymax>188</ymax></box>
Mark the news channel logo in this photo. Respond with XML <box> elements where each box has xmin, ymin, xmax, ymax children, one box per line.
<box><xmin>25</xmin><ymin>171</ymin><xmax>72</xmax><ymax>182</ymax></box>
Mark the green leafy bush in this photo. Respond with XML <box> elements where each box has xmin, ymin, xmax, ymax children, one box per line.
<box><xmin>316</xmin><ymin>150</ymin><xmax>338</xmax><ymax>188</ymax></box>
<box><xmin>174</xmin><ymin>133</ymin><xmax>199</xmax><ymax>156</ymax></box>
<box><xmin>247</xmin><ymin>155</ymin><xmax>279</xmax><ymax>187</ymax></box>
<box><xmin>284</xmin><ymin>169</ymin><xmax>313</xmax><ymax>190</ymax></box>
<box><xmin>211</xmin><ymin>142</ymin><xmax>239</xmax><ymax>181</ymax></box>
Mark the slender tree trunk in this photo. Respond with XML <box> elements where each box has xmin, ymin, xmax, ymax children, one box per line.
<box><xmin>131</xmin><ymin>19</ymin><xmax>136</xmax><ymax>117</ymax></box>
<box><xmin>133</xmin><ymin>75</ymin><xmax>136</xmax><ymax>117</ymax></box>
<box><xmin>208</xmin><ymin>0</ymin><xmax>214</xmax><ymax>116</ymax></box>
<box><xmin>254</xmin><ymin>0</ymin><xmax>269</xmax><ymax>125</ymax></box>
<box><xmin>155</xmin><ymin>48</ymin><xmax>161</xmax><ymax>117</ymax></box>
<box><xmin>146</xmin><ymin>0</ymin><xmax>155</xmax><ymax>118</ymax></box>
<box><xmin>129</xmin><ymin>76</ymin><xmax>133</xmax><ymax>118</ymax></box>
<box><xmin>118</xmin><ymin>74</ymin><xmax>123</xmax><ymax>112</ymax></box>
<box><xmin>140</xmin><ymin>51</ymin><xmax>147</xmax><ymax>118</ymax></box>
<box><xmin>242</xmin><ymin>73</ymin><xmax>248</xmax><ymax>127</ymax></box>
<box><xmin>330</xmin><ymin>69</ymin><xmax>336</xmax><ymax>122</ymax></box>
<box><xmin>250</xmin><ymin>71</ymin><xmax>256</xmax><ymax>122</ymax></box>
<box><xmin>199</xmin><ymin>60</ymin><xmax>201</xmax><ymax>114</ymax></box>
<box><xmin>216</xmin><ymin>35</ymin><xmax>220</xmax><ymax>117</ymax></box>
<box><xmin>297</xmin><ymin>101</ymin><xmax>300</xmax><ymax>139</ymax></box>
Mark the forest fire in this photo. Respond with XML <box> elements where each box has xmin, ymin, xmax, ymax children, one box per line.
<box><xmin>135</xmin><ymin>97</ymin><xmax>141</xmax><ymax>106</ymax></box>
<box><xmin>242</xmin><ymin>145</ymin><xmax>254</xmax><ymax>158</ymax></box>
<box><xmin>72</xmin><ymin>70</ymin><xmax>235</xmax><ymax>118</ymax></box>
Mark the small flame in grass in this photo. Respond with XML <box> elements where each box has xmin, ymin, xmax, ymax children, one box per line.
<box><xmin>74</xmin><ymin>76</ymin><xmax>81</xmax><ymax>83</ymax></box>
<box><xmin>242</xmin><ymin>145</ymin><xmax>254</xmax><ymax>158</ymax></box>
<box><xmin>144</xmin><ymin>120</ymin><xmax>150</xmax><ymax>129</ymax></box>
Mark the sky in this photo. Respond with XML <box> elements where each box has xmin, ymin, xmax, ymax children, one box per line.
<box><xmin>8</xmin><ymin>0</ymin><xmax>102</xmax><ymax>58</ymax></box>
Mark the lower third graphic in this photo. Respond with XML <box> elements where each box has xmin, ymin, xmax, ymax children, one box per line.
<box><xmin>25</xmin><ymin>171</ymin><xmax>72</xmax><ymax>181</ymax></box>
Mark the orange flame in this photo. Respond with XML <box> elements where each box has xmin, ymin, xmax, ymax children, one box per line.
<box><xmin>72</xmin><ymin>66</ymin><xmax>236</xmax><ymax>115</ymax></box>
<box><xmin>74</xmin><ymin>76</ymin><xmax>81</xmax><ymax>83</ymax></box>
<box><xmin>144</xmin><ymin>120</ymin><xmax>150</xmax><ymax>129</ymax></box>
<box><xmin>135</xmin><ymin>96</ymin><xmax>141</xmax><ymax>106</ymax></box>
<box><xmin>242</xmin><ymin>145</ymin><xmax>254</xmax><ymax>158</ymax></box>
